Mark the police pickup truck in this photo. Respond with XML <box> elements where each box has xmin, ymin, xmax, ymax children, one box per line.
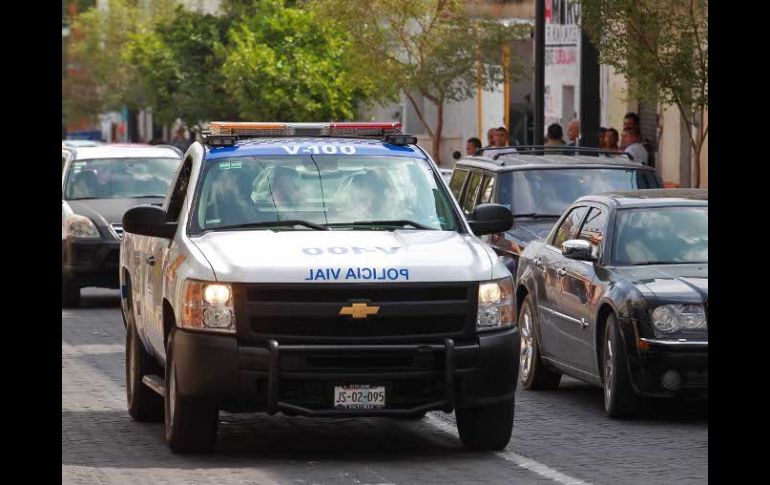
<box><xmin>120</xmin><ymin>122</ymin><xmax>518</xmax><ymax>453</ymax></box>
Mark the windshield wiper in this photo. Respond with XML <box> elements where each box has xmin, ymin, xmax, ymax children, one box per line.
<box><xmin>512</xmin><ymin>213</ymin><xmax>562</xmax><ymax>218</ymax></box>
<box><xmin>330</xmin><ymin>220</ymin><xmax>436</xmax><ymax>230</ymax></box>
<box><xmin>205</xmin><ymin>220</ymin><xmax>330</xmax><ymax>232</ymax></box>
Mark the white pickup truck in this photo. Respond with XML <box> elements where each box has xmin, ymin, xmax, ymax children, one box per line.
<box><xmin>120</xmin><ymin>122</ymin><xmax>519</xmax><ymax>453</ymax></box>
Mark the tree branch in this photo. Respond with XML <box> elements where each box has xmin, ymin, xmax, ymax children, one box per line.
<box><xmin>674</xmin><ymin>99</ymin><xmax>698</xmax><ymax>152</ymax></box>
<box><xmin>688</xmin><ymin>0</ymin><xmax>708</xmax><ymax>105</ymax></box>
<box><xmin>404</xmin><ymin>91</ymin><xmax>434</xmax><ymax>139</ymax></box>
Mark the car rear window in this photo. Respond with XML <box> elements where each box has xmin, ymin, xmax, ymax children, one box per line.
<box><xmin>498</xmin><ymin>168</ymin><xmax>660</xmax><ymax>216</ymax></box>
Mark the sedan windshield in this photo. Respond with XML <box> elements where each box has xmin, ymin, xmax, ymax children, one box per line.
<box><xmin>613</xmin><ymin>206</ymin><xmax>708</xmax><ymax>265</ymax></box>
<box><xmin>64</xmin><ymin>158</ymin><xmax>180</xmax><ymax>200</ymax></box>
<box><xmin>499</xmin><ymin>168</ymin><xmax>659</xmax><ymax>216</ymax></box>
<box><xmin>191</xmin><ymin>155</ymin><xmax>458</xmax><ymax>232</ymax></box>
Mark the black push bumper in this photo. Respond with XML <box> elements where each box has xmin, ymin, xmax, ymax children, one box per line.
<box><xmin>62</xmin><ymin>238</ymin><xmax>120</xmax><ymax>289</ymax></box>
<box><xmin>172</xmin><ymin>327</ymin><xmax>519</xmax><ymax>416</ymax></box>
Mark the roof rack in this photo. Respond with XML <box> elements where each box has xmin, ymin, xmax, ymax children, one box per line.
<box><xmin>202</xmin><ymin>122</ymin><xmax>416</xmax><ymax>147</ymax></box>
<box><xmin>478</xmin><ymin>145</ymin><xmax>635</xmax><ymax>162</ymax></box>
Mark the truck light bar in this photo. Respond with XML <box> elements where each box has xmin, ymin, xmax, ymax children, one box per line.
<box><xmin>204</xmin><ymin>121</ymin><xmax>405</xmax><ymax>146</ymax></box>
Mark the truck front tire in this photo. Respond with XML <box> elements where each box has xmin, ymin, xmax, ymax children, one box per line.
<box><xmin>164</xmin><ymin>333</ymin><xmax>219</xmax><ymax>453</ymax></box>
<box><xmin>456</xmin><ymin>398</ymin><xmax>514</xmax><ymax>451</ymax></box>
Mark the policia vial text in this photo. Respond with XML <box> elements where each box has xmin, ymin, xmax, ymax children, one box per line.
<box><xmin>305</xmin><ymin>267</ymin><xmax>410</xmax><ymax>281</ymax></box>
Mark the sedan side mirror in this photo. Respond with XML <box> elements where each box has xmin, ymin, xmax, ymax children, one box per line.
<box><xmin>123</xmin><ymin>205</ymin><xmax>177</xmax><ymax>239</ymax></box>
<box><xmin>561</xmin><ymin>239</ymin><xmax>595</xmax><ymax>261</ymax></box>
<box><xmin>468</xmin><ymin>203</ymin><xmax>514</xmax><ymax>236</ymax></box>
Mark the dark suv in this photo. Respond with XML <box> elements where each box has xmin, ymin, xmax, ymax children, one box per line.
<box><xmin>449</xmin><ymin>148</ymin><xmax>663</xmax><ymax>276</ymax></box>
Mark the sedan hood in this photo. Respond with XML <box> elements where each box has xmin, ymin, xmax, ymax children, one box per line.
<box><xmin>190</xmin><ymin>230</ymin><xmax>496</xmax><ymax>283</ymax></box>
<box><xmin>66</xmin><ymin>198</ymin><xmax>165</xmax><ymax>226</ymax></box>
<box><xmin>613</xmin><ymin>264</ymin><xmax>708</xmax><ymax>302</ymax></box>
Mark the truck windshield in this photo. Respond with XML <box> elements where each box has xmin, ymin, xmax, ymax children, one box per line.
<box><xmin>64</xmin><ymin>158</ymin><xmax>180</xmax><ymax>200</ymax></box>
<box><xmin>498</xmin><ymin>168</ymin><xmax>659</xmax><ymax>217</ymax></box>
<box><xmin>191</xmin><ymin>155</ymin><xmax>459</xmax><ymax>232</ymax></box>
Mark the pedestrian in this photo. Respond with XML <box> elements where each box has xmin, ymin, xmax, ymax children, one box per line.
<box><xmin>493</xmin><ymin>126</ymin><xmax>509</xmax><ymax>147</ymax></box>
<box><xmin>485</xmin><ymin>128</ymin><xmax>496</xmax><ymax>148</ymax></box>
<box><xmin>466</xmin><ymin>137</ymin><xmax>482</xmax><ymax>156</ymax></box>
<box><xmin>621</xmin><ymin>125</ymin><xmax>649</xmax><ymax>164</ymax></box>
<box><xmin>171</xmin><ymin>127</ymin><xmax>190</xmax><ymax>152</ymax></box>
<box><xmin>567</xmin><ymin>119</ymin><xmax>580</xmax><ymax>147</ymax></box>
<box><xmin>624</xmin><ymin>111</ymin><xmax>656</xmax><ymax>167</ymax></box>
<box><xmin>604</xmin><ymin>128</ymin><xmax>620</xmax><ymax>152</ymax></box>
<box><xmin>484</xmin><ymin>127</ymin><xmax>517</xmax><ymax>158</ymax></box>
<box><xmin>545</xmin><ymin>123</ymin><xmax>567</xmax><ymax>146</ymax></box>
<box><xmin>623</xmin><ymin>112</ymin><xmax>641</xmax><ymax>133</ymax></box>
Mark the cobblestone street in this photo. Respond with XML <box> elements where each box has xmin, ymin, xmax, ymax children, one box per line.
<box><xmin>63</xmin><ymin>289</ymin><xmax>707</xmax><ymax>485</ymax></box>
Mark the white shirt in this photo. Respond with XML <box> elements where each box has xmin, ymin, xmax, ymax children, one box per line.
<box><xmin>624</xmin><ymin>142</ymin><xmax>649</xmax><ymax>164</ymax></box>
<box><xmin>483</xmin><ymin>147</ymin><xmax>518</xmax><ymax>159</ymax></box>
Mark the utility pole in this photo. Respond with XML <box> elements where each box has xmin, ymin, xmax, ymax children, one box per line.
<box><xmin>579</xmin><ymin>25</ymin><xmax>600</xmax><ymax>148</ymax></box>
<box><xmin>534</xmin><ymin>0</ymin><xmax>545</xmax><ymax>145</ymax></box>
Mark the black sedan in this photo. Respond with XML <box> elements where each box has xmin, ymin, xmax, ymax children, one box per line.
<box><xmin>514</xmin><ymin>189</ymin><xmax>707</xmax><ymax>417</ymax></box>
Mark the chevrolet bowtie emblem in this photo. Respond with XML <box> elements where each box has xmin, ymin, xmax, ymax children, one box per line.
<box><xmin>339</xmin><ymin>302</ymin><xmax>380</xmax><ymax>319</ymax></box>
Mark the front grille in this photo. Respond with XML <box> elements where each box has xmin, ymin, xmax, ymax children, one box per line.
<box><xmin>110</xmin><ymin>223</ymin><xmax>124</xmax><ymax>240</ymax></box>
<box><xmin>251</xmin><ymin>315</ymin><xmax>466</xmax><ymax>337</ymax></box>
<box><xmin>234</xmin><ymin>282</ymin><xmax>477</xmax><ymax>343</ymax></box>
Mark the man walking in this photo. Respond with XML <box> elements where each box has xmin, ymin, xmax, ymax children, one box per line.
<box><xmin>621</xmin><ymin>125</ymin><xmax>649</xmax><ymax>165</ymax></box>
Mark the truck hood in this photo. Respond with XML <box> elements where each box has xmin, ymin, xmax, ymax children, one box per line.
<box><xmin>190</xmin><ymin>230</ymin><xmax>496</xmax><ymax>283</ymax></box>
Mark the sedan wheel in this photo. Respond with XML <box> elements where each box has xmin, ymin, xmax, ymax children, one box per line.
<box><xmin>520</xmin><ymin>309</ymin><xmax>534</xmax><ymax>381</ymax></box>
<box><xmin>602</xmin><ymin>314</ymin><xmax>642</xmax><ymax>418</ymax></box>
<box><xmin>518</xmin><ymin>295</ymin><xmax>561</xmax><ymax>390</ymax></box>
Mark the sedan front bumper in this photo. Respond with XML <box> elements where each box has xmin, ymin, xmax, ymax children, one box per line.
<box><xmin>62</xmin><ymin>237</ymin><xmax>120</xmax><ymax>289</ymax></box>
<box><xmin>630</xmin><ymin>338</ymin><xmax>708</xmax><ymax>397</ymax></box>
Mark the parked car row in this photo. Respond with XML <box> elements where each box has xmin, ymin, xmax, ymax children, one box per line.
<box><xmin>446</xmin><ymin>148</ymin><xmax>707</xmax><ymax>416</ymax></box>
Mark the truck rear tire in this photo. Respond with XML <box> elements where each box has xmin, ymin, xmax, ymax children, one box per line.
<box><xmin>125</xmin><ymin>312</ymin><xmax>164</xmax><ymax>422</ymax></box>
<box><xmin>456</xmin><ymin>398</ymin><xmax>514</xmax><ymax>451</ymax></box>
<box><xmin>164</xmin><ymin>334</ymin><xmax>218</xmax><ymax>453</ymax></box>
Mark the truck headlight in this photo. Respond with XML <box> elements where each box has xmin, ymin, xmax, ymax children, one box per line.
<box><xmin>181</xmin><ymin>280</ymin><xmax>235</xmax><ymax>333</ymax></box>
<box><xmin>477</xmin><ymin>277</ymin><xmax>514</xmax><ymax>331</ymax></box>
<box><xmin>64</xmin><ymin>213</ymin><xmax>100</xmax><ymax>239</ymax></box>
<box><xmin>651</xmin><ymin>304</ymin><xmax>706</xmax><ymax>337</ymax></box>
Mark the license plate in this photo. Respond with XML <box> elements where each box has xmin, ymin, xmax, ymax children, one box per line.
<box><xmin>333</xmin><ymin>384</ymin><xmax>386</xmax><ymax>409</ymax></box>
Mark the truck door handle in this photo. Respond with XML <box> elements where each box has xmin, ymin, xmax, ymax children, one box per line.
<box><xmin>146</xmin><ymin>256</ymin><xmax>156</xmax><ymax>266</ymax></box>
<box><xmin>556</xmin><ymin>268</ymin><xmax>567</xmax><ymax>277</ymax></box>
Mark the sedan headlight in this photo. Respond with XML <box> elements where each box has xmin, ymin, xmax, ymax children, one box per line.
<box><xmin>64</xmin><ymin>213</ymin><xmax>100</xmax><ymax>239</ymax></box>
<box><xmin>181</xmin><ymin>280</ymin><xmax>235</xmax><ymax>333</ymax></box>
<box><xmin>651</xmin><ymin>304</ymin><xmax>707</xmax><ymax>337</ymax></box>
<box><xmin>477</xmin><ymin>277</ymin><xmax>514</xmax><ymax>331</ymax></box>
